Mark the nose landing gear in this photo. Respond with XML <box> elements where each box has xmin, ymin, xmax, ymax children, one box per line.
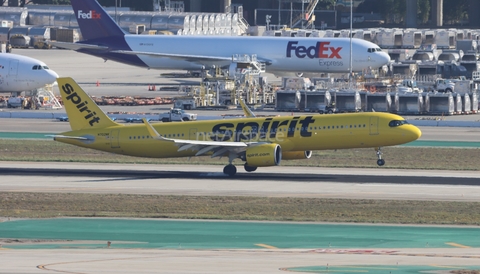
<box><xmin>376</xmin><ymin>147</ymin><xmax>385</xmax><ymax>166</ymax></box>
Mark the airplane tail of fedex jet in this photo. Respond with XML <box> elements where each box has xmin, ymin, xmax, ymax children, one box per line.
<box><xmin>71</xmin><ymin>0</ymin><xmax>125</xmax><ymax>41</ymax></box>
<box><xmin>57</xmin><ymin>77</ymin><xmax>121</xmax><ymax>131</ymax></box>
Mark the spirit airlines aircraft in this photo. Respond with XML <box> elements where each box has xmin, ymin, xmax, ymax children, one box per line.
<box><xmin>0</xmin><ymin>53</ymin><xmax>59</xmax><ymax>92</ymax></box>
<box><xmin>52</xmin><ymin>77</ymin><xmax>421</xmax><ymax>176</ymax></box>
<box><xmin>50</xmin><ymin>0</ymin><xmax>391</xmax><ymax>75</ymax></box>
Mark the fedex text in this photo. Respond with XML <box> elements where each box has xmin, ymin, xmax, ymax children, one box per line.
<box><xmin>78</xmin><ymin>10</ymin><xmax>101</xmax><ymax>19</ymax></box>
<box><xmin>286</xmin><ymin>41</ymin><xmax>342</xmax><ymax>59</ymax></box>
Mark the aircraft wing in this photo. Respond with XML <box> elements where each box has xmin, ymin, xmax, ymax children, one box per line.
<box><xmin>47</xmin><ymin>42</ymin><xmax>272</xmax><ymax>65</ymax></box>
<box><xmin>143</xmin><ymin>119</ymin><xmax>264</xmax><ymax>157</ymax></box>
<box><xmin>112</xmin><ymin>50</ymin><xmax>273</xmax><ymax>65</ymax></box>
<box><xmin>112</xmin><ymin>50</ymin><xmax>234</xmax><ymax>62</ymax></box>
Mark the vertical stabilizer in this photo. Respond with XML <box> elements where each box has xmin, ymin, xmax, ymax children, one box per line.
<box><xmin>71</xmin><ymin>0</ymin><xmax>126</xmax><ymax>40</ymax></box>
<box><xmin>57</xmin><ymin>77</ymin><xmax>120</xmax><ymax>131</ymax></box>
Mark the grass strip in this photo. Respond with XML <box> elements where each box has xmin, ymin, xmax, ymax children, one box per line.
<box><xmin>1</xmin><ymin>193</ymin><xmax>479</xmax><ymax>225</ymax></box>
<box><xmin>0</xmin><ymin>139</ymin><xmax>479</xmax><ymax>170</ymax></box>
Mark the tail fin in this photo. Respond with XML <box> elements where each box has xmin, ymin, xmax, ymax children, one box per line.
<box><xmin>71</xmin><ymin>0</ymin><xmax>125</xmax><ymax>41</ymax></box>
<box><xmin>57</xmin><ymin>77</ymin><xmax>120</xmax><ymax>131</ymax></box>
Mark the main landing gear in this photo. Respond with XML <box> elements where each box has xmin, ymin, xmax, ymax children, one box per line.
<box><xmin>244</xmin><ymin>163</ymin><xmax>257</xmax><ymax>172</ymax></box>
<box><xmin>223</xmin><ymin>164</ymin><xmax>237</xmax><ymax>176</ymax></box>
<box><xmin>223</xmin><ymin>163</ymin><xmax>258</xmax><ymax>176</ymax></box>
<box><xmin>375</xmin><ymin>147</ymin><xmax>385</xmax><ymax>166</ymax></box>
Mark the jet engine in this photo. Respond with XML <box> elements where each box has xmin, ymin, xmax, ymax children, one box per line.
<box><xmin>282</xmin><ymin>151</ymin><xmax>312</xmax><ymax>160</ymax></box>
<box><xmin>245</xmin><ymin>144</ymin><xmax>282</xmax><ymax>167</ymax></box>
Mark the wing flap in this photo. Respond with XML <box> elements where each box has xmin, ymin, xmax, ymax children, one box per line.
<box><xmin>142</xmin><ymin>118</ymin><xmax>258</xmax><ymax>159</ymax></box>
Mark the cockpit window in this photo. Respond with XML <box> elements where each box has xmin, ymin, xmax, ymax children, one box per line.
<box><xmin>368</xmin><ymin>48</ymin><xmax>383</xmax><ymax>53</ymax></box>
<box><xmin>32</xmin><ymin>65</ymin><xmax>49</xmax><ymax>70</ymax></box>
<box><xmin>389</xmin><ymin>120</ymin><xmax>409</xmax><ymax>127</ymax></box>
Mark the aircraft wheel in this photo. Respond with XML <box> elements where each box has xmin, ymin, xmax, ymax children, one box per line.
<box><xmin>244</xmin><ymin>163</ymin><xmax>257</xmax><ymax>172</ymax></box>
<box><xmin>377</xmin><ymin>159</ymin><xmax>385</xmax><ymax>166</ymax></box>
<box><xmin>223</xmin><ymin>164</ymin><xmax>237</xmax><ymax>176</ymax></box>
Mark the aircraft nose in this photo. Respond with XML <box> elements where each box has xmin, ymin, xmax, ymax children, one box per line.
<box><xmin>379</xmin><ymin>51</ymin><xmax>390</xmax><ymax>66</ymax></box>
<box><xmin>407</xmin><ymin>125</ymin><xmax>422</xmax><ymax>141</ymax></box>
<box><xmin>48</xmin><ymin>69</ymin><xmax>59</xmax><ymax>83</ymax></box>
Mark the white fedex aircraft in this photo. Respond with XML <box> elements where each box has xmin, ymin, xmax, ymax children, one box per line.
<box><xmin>0</xmin><ymin>53</ymin><xmax>59</xmax><ymax>92</ymax></box>
<box><xmin>51</xmin><ymin>0</ymin><xmax>390</xmax><ymax>75</ymax></box>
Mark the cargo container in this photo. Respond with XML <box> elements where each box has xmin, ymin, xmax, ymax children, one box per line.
<box><xmin>0</xmin><ymin>27</ymin><xmax>10</xmax><ymax>43</ymax></box>
<box><xmin>150</xmin><ymin>14</ymin><xmax>169</xmax><ymax>30</ymax></box>
<box><xmin>53</xmin><ymin>12</ymin><xmax>74</xmax><ymax>28</ymax></box>
<box><xmin>0</xmin><ymin>8</ymin><xmax>28</xmax><ymax>26</ymax></box>
<box><xmin>29</xmin><ymin>27</ymin><xmax>51</xmax><ymax>49</ymax></box>
<box><xmin>10</xmin><ymin>34</ymin><xmax>30</xmax><ymax>48</ymax></box>
<box><xmin>54</xmin><ymin>28</ymin><xmax>80</xmax><ymax>43</ymax></box>
<box><xmin>27</xmin><ymin>10</ymin><xmax>55</xmax><ymax>26</ymax></box>
<box><xmin>435</xmin><ymin>30</ymin><xmax>456</xmax><ymax>49</ymax></box>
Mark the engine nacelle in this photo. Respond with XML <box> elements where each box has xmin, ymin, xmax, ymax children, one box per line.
<box><xmin>246</xmin><ymin>144</ymin><xmax>282</xmax><ymax>167</ymax></box>
<box><xmin>282</xmin><ymin>151</ymin><xmax>313</xmax><ymax>160</ymax></box>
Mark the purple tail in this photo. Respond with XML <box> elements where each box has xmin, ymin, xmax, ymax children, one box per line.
<box><xmin>71</xmin><ymin>0</ymin><xmax>125</xmax><ymax>41</ymax></box>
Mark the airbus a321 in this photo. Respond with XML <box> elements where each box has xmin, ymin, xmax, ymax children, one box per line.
<box><xmin>50</xmin><ymin>0</ymin><xmax>391</xmax><ymax>75</ymax></box>
<box><xmin>52</xmin><ymin>77</ymin><xmax>421</xmax><ymax>176</ymax></box>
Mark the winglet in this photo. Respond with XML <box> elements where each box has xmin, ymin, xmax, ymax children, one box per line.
<box><xmin>57</xmin><ymin>77</ymin><xmax>121</xmax><ymax>131</ymax></box>
<box><xmin>239</xmin><ymin>98</ymin><xmax>256</xmax><ymax>117</ymax></box>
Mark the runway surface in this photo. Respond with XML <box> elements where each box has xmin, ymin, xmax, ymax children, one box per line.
<box><xmin>0</xmin><ymin>162</ymin><xmax>479</xmax><ymax>201</ymax></box>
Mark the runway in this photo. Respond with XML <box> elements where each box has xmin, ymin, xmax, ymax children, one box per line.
<box><xmin>0</xmin><ymin>162</ymin><xmax>479</xmax><ymax>201</ymax></box>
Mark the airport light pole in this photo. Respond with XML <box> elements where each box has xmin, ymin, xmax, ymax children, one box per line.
<box><xmin>349</xmin><ymin>0</ymin><xmax>353</xmax><ymax>89</ymax></box>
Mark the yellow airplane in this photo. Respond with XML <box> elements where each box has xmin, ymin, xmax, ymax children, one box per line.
<box><xmin>53</xmin><ymin>77</ymin><xmax>422</xmax><ymax>176</ymax></box>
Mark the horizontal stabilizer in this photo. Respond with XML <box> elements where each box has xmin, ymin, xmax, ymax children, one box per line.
<box><xmin>48</xmin><ymin>41</ymin><xmax>109</xmax><ymax>51</ymax></box>
<box><xmin>47</xmin><ymin>134</ymin><xmax>92</xmax><ymax>140</ymax></box>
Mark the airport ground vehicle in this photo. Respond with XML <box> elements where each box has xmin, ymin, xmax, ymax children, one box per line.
<box><xmin>159</xmin><ymin>108</ymin><xmax>197</xmax><ymax>122</ymax></box>
<box><xmin>6</xmin><ymin>96</ymin><xmax>23</xmax><ymax>108</ymax></box>
<box><xmin>434</xmin><ymin>79</ymin><xmax>456</xmax><ymax>93</ymax></box>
